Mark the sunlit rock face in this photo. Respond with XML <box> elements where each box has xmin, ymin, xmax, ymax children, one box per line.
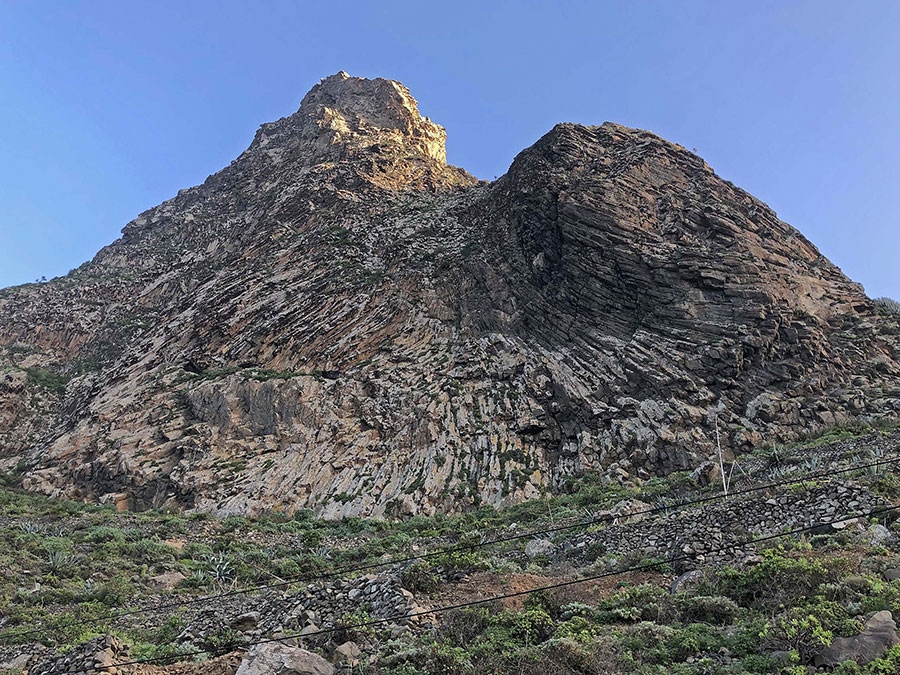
<box><xmin>1</xmin><ymin>73</ymin><xmax>897</xmax><ymax>518</ymax></box>
<box><xmin>287</xmin><ymin>70</ymin><xmax>450</xmax><ymax>165</ymax></box>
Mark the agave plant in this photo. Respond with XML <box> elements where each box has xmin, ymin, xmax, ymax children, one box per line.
<box><xmin>769</xmin><ymin>465</ymin><xmax>794</xmax><ymax>481</ymax></box>
<box><xmin>45</xmin><ymin>525</ymin><xmax>69</xmax><ymax>538</ymax></box>
<box><xmin>45</xmin><ymin>550</ymin><xmax>77</xmax><ymax>573</ymax></box>
<box><xmin>865</xmin><ymin>447</ymin><xmax>886</xmax><ymax>475</ymax></box>
<box><xmin>800</xmin><ymin>455</ymin><xmax>825</xmax><ymax>473</ymax></box>
<box><xmin>652</xmin><ymin>499</ymin><xmax>672</xmax><ymax>518</ymax></box>
<box><xmin>17</xmin><ymin>521</ymin><xmax>45</xmax><ymax>536</ymax></box>
<box><xmin>203</xmin><ymin>554</ymin><xmax>236</xmax><ymax>586</ymax></box>
<box><xmin>312</xmin><ymin>546</ymin><xmax>332</xmax><ymax>560</ymax></box>
<box><xmin>763</xmin><ymin>445</ymin><xmax>785</xmax><ymax>468</ymax></box>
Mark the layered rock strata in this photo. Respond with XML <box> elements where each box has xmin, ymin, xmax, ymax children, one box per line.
<box><xmin>1</xmin><ymin>72</ymin><xmax>897</xmax><ymax>517</ymax></box>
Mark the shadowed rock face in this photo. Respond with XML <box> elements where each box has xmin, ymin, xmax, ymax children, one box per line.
<box><xmin>0</xmin><ymin>73</ymin><xmax>897</xmax><ymax>518</ymax></box>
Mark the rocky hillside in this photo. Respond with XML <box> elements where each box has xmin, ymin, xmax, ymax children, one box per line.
<box><xmin>0</xmin><ymin>72</ymin><xmax>898</xmax><ymax>518</ymax></box>
<box><xmin>2</xmin><ymin>424</ymin><xmax>900</xmax><ymax>674</ymax></box>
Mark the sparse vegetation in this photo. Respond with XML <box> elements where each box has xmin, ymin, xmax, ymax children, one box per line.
<box><xmin>24</xmin><ymin>367</ymin><xmax>70</xmax><ymax>394</ymax></box>
<box><xmin>0</xmin><ymin>425</ymin><xmax>899</xmax><ymax>673</ymax></box>
<box><xmin>873</xmin><ymin>297</ymin><xmax>900</xmax><ymax>316</ymax></box>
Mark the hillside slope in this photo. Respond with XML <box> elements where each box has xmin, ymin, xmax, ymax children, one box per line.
<box><xmin>0</xmin><ymin>72</ymin><xmax>898</xmax><ymax>518</ymax></box>
<box><xmin>2</xmin><ymin>425</ymin><xmax>900</xmax><ymax>674</ymax></box>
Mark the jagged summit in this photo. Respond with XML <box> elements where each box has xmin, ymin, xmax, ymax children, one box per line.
<box><xmin>0</xmin><ymin>74</ymin><xmax>897</xmax><ymax>518</ymax></box>
<box><xmin>298</xmin><ymin>71</ymin><xmax>448</xmax><ymax>163</ymax></box>
<box><xmin>244</xmin><ymin>72</ymin><xmax>472</xmax><ymax>190</ymax></box>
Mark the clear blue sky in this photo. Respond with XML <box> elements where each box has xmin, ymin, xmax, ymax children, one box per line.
<box><xmin>0</xmin><ymin>1</ymin><xmax>897</xmax><ymax>298</ymax></box>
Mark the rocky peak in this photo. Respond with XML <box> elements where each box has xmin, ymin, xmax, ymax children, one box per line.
<box><xmin>248</xmin><ymin>72</ymin><xmax>465</xmax><ymax>189</ymax></box>
<box><xmin>109</xmin><ymin>73</ymin><xmax>474</xmax><ymax>269</ymax></box>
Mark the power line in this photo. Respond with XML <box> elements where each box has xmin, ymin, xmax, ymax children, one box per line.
<box><xmin>3</xmin><ymin>453</ymin><xmax>896</xmax><ymax>643</ymax></box>
<box><xmin>97</xmin><ymin>503</ymin><xmax>900</xmax><ymax>670</ymax></box>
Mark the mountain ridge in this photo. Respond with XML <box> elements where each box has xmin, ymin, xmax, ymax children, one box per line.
<box><xmin>0</xmin><ymin>72</ymin><xmax>897</xmax><ymax>518</ymax></box>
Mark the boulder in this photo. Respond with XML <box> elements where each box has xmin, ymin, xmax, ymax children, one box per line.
<box><xmin>609</xmin><ymin>499</ymin><xmax>652</xmax><ymax>524</ymax></box>
<box><xmin>231</xmin><ymin>610</ymin><xmax>261</xmax><ymax>631</ymax></box>
<box><xmin>814</xmin><ymin>610</ymin><xmax>900</xmax><ymax>668</ymax></box>
<box><xmin>93</xmin><ymin>648</ymin><xmax>116</xmax><ymax>667</ymax></box>
<box><xmin>332</xmin><ymin>641</ymin><xmax>361</xmax><ymax>666</ymax></box>
<box><xmin>689</xmin><ymin>461</ymin><xmax>720</xmax><ymax>487</ymax></box>
<box><xmin>0</xmin><ymin>654</ymin><xmax>30</xmax><ymax>672</ymax></box>
<box><xmin>148</xmin><ymin>571</ymin><xmax>186</xmax><ymax>589</ymax></box>
<box><xmin>670</xmin><ymin>569</ymin><xmax>706</xmax><ymax>595</ymax></box>
<box><xmin>525</xmin><ymin>539</ymin><xmax>555</xmax><ymax>558</ymax></box>
<box><xmin>236</xmin><ymin>643</ymin><xmax>334</xmax><ymax>675</ymax></box>
<box><xmin>868</xmin><ymin>524</ymin><xmax>893</xmax><ymax>546</ymax></box>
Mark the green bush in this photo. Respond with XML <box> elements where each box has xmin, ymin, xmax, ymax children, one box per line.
<box><xmin>423</xmin><ymin>644</ymin><xmax>474</xmax><ymax>675</ymax></box>
<box><xmin>182</xmin><ymin>541</ymin><xmax>214</xmax><ymax>560</ymax></box>
<box><xmin>84</xmin><ymin>526</ymin><xmax>126</xmax><ymax>544</ymax></box>
<box><xmin>400</xmin><ymin>562</ymin><xmax>439</xmax><ymax>594</ymax></box>
<box><xmin>597</xmin><ymin>583</ymin><xmax>672</xmax><ymax>623</ymax></box>
<box><xmin>870</xmin><ymin>472</ymin><xmax>900</xmax><ymax>500</ymax></box>
<box><xmin>674</xmin><ymin>594</ymin><xmax>739</xmax><ymax>625</ymax></box>
<box><xmin>862</xmin><ymin>644</ymin><xmax>900</xmax><ymax>674</ymax></box>
<box><xmin>200</xmin><ymin>627</ymin><xmax>246</xmax><ymax>654</ymax></box>
<box><xmin>24</xmin><ymin>367</ymin><xmax>70</xmax><ymax>393</ymax></box>
<box><xmin>764</xmin><ymin>608</ymin><xmax>834</xmax><ymax>665</ymax></box>
<box><xmin>93</xmin><ymin>575</ymin><xmax>132</xmax><ymax>606</ymax></box>
<box><xmin>553</xmin><ymin>615</ymin><xmax>598</xmax><ymax>643</ymax></box>
<box><xmin>707</xmin><ymin>550</ymin><xmax>850</xmax><ymax>612</ymax></box>
<box><xmin>664</xmin><ymin>622</ymin><xmax>725</xmax><ymax>661</ymax></box>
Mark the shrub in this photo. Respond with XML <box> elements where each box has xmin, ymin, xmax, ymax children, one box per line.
<box><xmin>870</xmin><ymin>472</ymin><xmax>900</xmax><ymax>500</ymax></box>
<box><xmin>437</xmin><ymin>606</ymin><xmax>494</xmax><ymax>646</ymax></box>
<box><xmin>200</xmin><ymin>627</ymin><xmax>246</xmax><ymax>655</ymax></box>
<box><xmin>553</xmin><ymin>615</ymin><xmax>598</xmax><ymax>643</ymax></box>
<box><xmin>430</xmin><ymin>547</ymin><xmax>487</xmax><ymax>573</ymax></box>
<box><xmin>84</xmin><ymin>526</ymin><xmax>126</xmax><ymax>544</ymax></box>
<box><xmin>423</xmin><ymin>644</ymin><xmax>474</xmax><ymax>675</ymax></box>
<box><xmin>707</xmin><ymin>550</ymin><xmax>850</xmax><ymax>612</ymax></box>
<box><xmin>675</xmin><ymin>594</ymin><xmax>739</xmax><ymax>625</ymax></box>
<box><xmin>133</xmin><ymin>538</ymin><xmax>177</xmax><ymax>564</ymax></box>
<box><xmin>873</xmin><ymin>297</ymin><xmax>900</xmax><ymax>316</ymax></box>
<box><xmin>666</xmin><ymin>622</ymin><xmax>727</xmax><ymax>662</ymax></box>
<box><xmin>862</xmin><ymin>644</ymin><xmax>900</xmax><ymax>674</ymax></box>
<box><xmin>24</xmin><ymin>367</ymin><xmax>70</xmax><ymax>394</ymax></box>
<box><xmin>764</xmin><ymin>609</ymin><xmax>834</xmax><ymax>665</ymax></box>
<box><xmin>182</xmin><ymin>541</ymin><xmax>214</xmax><ymax>560</ymax></box>
<box><xmin>400</xmin><ymin>561</ymin><xmax>439</xmax><ymax>594</ymax></box>
<box><xmin>93</xmin><ymin>575</ymin><xmax>132</xmax><ymax>606</ymax></box>
<box><xmin>597</xmin><ymin>583</ymin><xmax>672</xmax><ymax>623</ymax></box>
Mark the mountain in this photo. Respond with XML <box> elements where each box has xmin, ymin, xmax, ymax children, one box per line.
<box><xmin>1</xmin><ymin>72</ymin><xmax>897</xmax><ymax>518</ymax></box>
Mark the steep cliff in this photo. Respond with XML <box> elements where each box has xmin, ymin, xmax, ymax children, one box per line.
<box><xmin>1</xmin><ymin>72</ymin><xmax>897</xmax><ymax>517</ymax></box>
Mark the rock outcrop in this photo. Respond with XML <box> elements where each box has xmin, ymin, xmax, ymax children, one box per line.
<box><xmin>1</xmin><ymin>72</ymin><xmax>898</xmax><ymax>518</ymax></box>
<box><xmin>814</xmin><ymin>610</ymin><xmax>900</xmax><ymax>668</ymax></box>
<box><xmin>235</xmin><ymin>644</ymin><xmax>333</xmax><ymax>675</ymax></box>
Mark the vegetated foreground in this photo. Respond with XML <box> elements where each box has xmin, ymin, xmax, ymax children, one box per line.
<box><xmin>2</xmin><ymin>423</ymin><xmax>900</xmax><ymax>674</ymax></box>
